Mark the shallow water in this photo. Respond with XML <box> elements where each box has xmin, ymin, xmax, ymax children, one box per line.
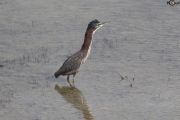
<box><xmin>0</xmin><ymin>0</ymin><xmax>180</xmax><ymax>120</ymax></box>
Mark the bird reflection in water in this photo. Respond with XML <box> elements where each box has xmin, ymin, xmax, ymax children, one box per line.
<box><xmin>54</xmin><ymin>84</ymin><xmax>94</xmax><ymax>120</ymax></box>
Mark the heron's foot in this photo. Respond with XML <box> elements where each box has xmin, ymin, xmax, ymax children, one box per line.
<box><xmin>68</xmin><ymin>82</ymin><xmax>73</xmax><ymax>87</ymax></box>
<box><xmin>67</xmin><ymin>75</ymin><xmax>73</xmax><ymax>87</ymax></box>
<box><xmin>72</xmin><ymin>78</ymin><xmax>75</xmax><ymax>87</ymax></box>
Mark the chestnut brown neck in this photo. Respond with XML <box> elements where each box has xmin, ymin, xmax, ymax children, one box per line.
<box><xmin>80</xmin><ymin>28</ymin><xmax>94</xmax><ymax>52</ymax></box>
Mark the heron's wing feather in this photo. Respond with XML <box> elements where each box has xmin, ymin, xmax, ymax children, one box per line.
<box><xmin>60</xmin><ymin>52</ymin><xmax>83</xmax><ymax>74</ymax></box>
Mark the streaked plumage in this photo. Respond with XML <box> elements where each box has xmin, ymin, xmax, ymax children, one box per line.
<box><xmin>54</xmin><ymin>19</ymin><xmax>109</xmax><ymax>86</ymax></box>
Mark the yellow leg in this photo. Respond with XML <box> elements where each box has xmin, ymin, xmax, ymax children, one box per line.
<box><xmin>72</xmin><ymin>73</ymin><xmax>76</xmax><ymax>87</ymax></box>
<box><xmin>72</xmin><ymin>78</ymin><xmax>75</xmax><ymax>87</ymax></box>
<box><xmin>67</xmin><ymin>75</ymin><xmax>73</xmax><ymax>87</ymax></box>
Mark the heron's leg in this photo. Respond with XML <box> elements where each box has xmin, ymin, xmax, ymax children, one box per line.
<box><xmin>72</xmin><ymin>73</ymin><xmax>77</xmax><ymax>86</ymax></box>
<box><xmin>67</xmin><ymin>75</ymin><xmax>73</xmax><ymax>87</ymax></box>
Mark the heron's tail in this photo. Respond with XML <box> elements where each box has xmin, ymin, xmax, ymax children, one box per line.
<box><xmin>54</xmin><ymin>70</ymin><xmax>61</xmax><ymax>78</ymax></box>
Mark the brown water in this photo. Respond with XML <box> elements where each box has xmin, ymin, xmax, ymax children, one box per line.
<box><xmin>0</xmin><ymin>0</ymin><xmax>180</xmax><ymax>120</ymax></box>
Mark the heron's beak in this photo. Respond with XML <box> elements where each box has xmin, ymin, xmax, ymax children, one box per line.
<box><xmin>97</xmin><ymin>21</ymin><xmax>110</xmax><ymax>27</ymax></box>
<box><xmin>101</xmin><ymin>21</ymin><xmax>111</xmax><ymax>25</ymax></box>
<box><xmin>99</xmin><ymin>21</ymin><xmax>110</xmax><ymax>25</ymax></box>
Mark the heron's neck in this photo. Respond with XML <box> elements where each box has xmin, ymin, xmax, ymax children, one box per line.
<box><xmin>81</xmin><ymin>29</ymin><xmax>94</xmax><ymax>52</ymax></box>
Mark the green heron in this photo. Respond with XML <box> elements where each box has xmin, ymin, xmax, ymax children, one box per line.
<box><xmin>54</xmin><ymin>19</ymin><xmax>109</xmax><ymax>86</ymax></box>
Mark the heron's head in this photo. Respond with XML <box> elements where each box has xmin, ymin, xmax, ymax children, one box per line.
<box><xmin>87</xmin><ymin>19</ymin><xmax>110</xmax><ymax>32</ymax></box>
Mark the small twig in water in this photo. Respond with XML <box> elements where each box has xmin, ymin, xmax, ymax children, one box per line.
<box><xmin>118</xmin><ymin>73</ymin><xmax>124</xmax><ymax>82</ymax></box>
